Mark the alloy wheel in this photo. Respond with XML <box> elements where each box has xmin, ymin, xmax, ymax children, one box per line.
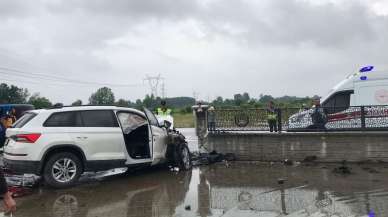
<box><xmin>52</xmin><ymin>158</ymin><xmax>77</xmax><ymax>183</ymax></box>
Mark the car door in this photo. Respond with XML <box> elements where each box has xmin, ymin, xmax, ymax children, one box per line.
<box><xmin>68</xmin><ymin>110</ymin><xmax>126</xmax><ymax>165</ymax></box>
<box><xmin>143</xmin><ymin>108</ymin><xmax>168</xmax><ymax>165</ymax></box>
<box><xmin>116</xmin><ymin>111</ymin><xmax>153</xmax><ymax>165</ymax></box>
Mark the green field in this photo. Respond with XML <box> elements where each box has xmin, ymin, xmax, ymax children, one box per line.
<box><xmin>173</xmin><ymin>113</ymin><xmax>194</xmax><ymax>128</ymax></box>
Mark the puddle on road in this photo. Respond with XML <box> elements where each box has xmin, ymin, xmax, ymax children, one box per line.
<box><xmin>8</xmin><ymin>162</ymin><xmax>388</xmax><ymax>217</ymax></box>
<box><xmin>5</xmin><ymin>129</ymin><xmax>388</xmax><ymax>217</ymax></box>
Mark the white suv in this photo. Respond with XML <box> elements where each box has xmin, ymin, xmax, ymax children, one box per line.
<box><xmin>3</xmin><ymin>106</ymin><xmax>192</xmax><ymax>188</ymax></box>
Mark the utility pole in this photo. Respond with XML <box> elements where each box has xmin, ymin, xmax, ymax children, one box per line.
<box><xmin>144</xmin><ymin>74</ymin><xmax>163</xmax><ymax>98</ymax></box>
<box><xmin>193</xmin><ymin>91</ymin><xmax>199</xmax><ymax>103</ymax></box>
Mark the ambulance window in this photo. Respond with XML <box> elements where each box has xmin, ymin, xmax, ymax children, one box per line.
<box><xmin>335</xmin><ymin>93</ymin><xmax>350</xmax><ymax>109</ymax></box>
<box><xmin>323</xmin><ymin>91</ymin><xmax>352</xmax><ymax>114</ymax></box>
<box><xmin>322</xmin><ymin>96</ymin><xmax>336</xmax><ymax>114</ymax></box>
<box><xmin>323</xmin><ymin>97</ymin><xmax>335</xmax><ymax>108</ymax></box>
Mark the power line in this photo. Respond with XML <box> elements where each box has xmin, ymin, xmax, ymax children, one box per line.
<box><xmin>0</xmin><ymin>78</ymin><xmax>43</xmax><ymax>86</ymax></box>
<box><xmin>0</xmin><ymin>66</ymin><xmax>143</xmax><ymax>87</ymax></box>
<box><xmin>0</xmin><ymin>73</ymin><xmax>99</xmax><ymax>88</ymax></box>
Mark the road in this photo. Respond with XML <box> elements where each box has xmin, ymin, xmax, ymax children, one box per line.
<box><xmin>4</xmin><ymin>129</ymin><xmax>388</xmax><ymax>217</ymax></box>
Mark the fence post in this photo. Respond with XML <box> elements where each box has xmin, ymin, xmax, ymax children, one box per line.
<box><xmin>277</xmin><ymin>108</ymin><xmax>282</xmax><ymax>132</ymax></box>
<box><xmin>193</xmin><ymin>105</ymin><xmax>209</xmax><ymax>151</ymax></box>
<box><xmin>361</xmin><ymin>106</ymin><xmax>366</xmax><ymax>130</ymax></box>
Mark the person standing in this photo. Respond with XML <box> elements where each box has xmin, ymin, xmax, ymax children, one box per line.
<box><xmin>3</xmin><ymin>108</ymin><xmax>16</xmax><ymax>129</ymax></box>
<box><xmin>156</xmin><ymin>100</ymin><xmax>172</xmax><ymax>117</ymax></box>
<box><xmin>0</xmin><ymin>169</ymin><xmax>16</xmax><ymax>214</ymax></box>
<box><xmin>266</xmin><ymin>101</ymin><xmax>278</xmax><ymax>132</ymax></box>
<box><xmin>207</xmin><ymin>106</ymin><xmax>216</xmax><ymax>131</ymax></box>
<box><xmin>0</xmin><ymin>108</ymin><xmax>5</xmax><ymax>146</ymax></box>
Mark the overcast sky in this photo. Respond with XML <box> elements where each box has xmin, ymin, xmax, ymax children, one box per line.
<box><xmin>1</xmin><ymin>0</ymin><xmax>388</xmax><ymax>104</ymax></box>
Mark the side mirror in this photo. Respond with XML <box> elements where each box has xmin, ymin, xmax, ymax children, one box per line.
<box><xmin>163</xmin><ymin>120</ymin><xmax>172</xmax><ymax>129</ymax></box>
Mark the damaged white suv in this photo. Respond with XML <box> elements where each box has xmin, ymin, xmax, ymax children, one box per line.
<box><xmin>3</xmin><ymin>106</ymin><xmax>191</xmax><ymax>188</ymax></box>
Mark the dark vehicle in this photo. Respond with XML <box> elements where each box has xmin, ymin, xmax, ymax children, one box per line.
<box><xmin>0</xmin><ymin>104</ymin><xmax>35</xmax><ymax>119</ymax></box>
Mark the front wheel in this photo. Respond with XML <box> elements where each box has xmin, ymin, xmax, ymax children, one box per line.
<box><xmin>174</xmin><ymin>144</ymin><xmax>192</xmax><ymax>171</ymax></box>
<box><xmin>43</xmin><ymin>152</ymin><xmax>83</xmax><ymax>188</ymax></box>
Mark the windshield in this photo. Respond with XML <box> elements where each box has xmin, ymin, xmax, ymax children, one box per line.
<box><xmin>320</xmin><ymin>74</ymin><xmax>355</xmax><ymax>105</ymax></box>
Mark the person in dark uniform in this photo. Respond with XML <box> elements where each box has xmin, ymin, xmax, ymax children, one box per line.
<box><xmin>0</xmin><ymin>108</ymin><xmax>5</xmax><ymax>147</ymax></box>
<box><xmin>0</xmin><ymin>169</ymin><xmax>16</xmax><ymax>213</ymax></box>
<box><xmin>308</xmin><ymin>97</ymin><xmax>327</xmax><ymax>131</ymax></box>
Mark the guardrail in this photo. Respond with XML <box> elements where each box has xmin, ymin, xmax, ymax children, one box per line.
<box><xmin>207</xmin><ymin>105</ymin><xmax>388</xmax><ymax>132</ymax></box>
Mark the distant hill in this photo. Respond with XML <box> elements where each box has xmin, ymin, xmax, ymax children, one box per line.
<box><xmin>275</xmin><ymin>95</ymin><xmax>310</xmax><ymax>103</ymax></box>
<box><xmin>165</xmin><ymin>97</ymin><xmax>195</xmax><ymax>108</ymax></box>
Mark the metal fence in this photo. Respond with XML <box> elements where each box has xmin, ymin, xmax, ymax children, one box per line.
<box><xmin>207</xmin><ymin>105</ymin><xmax>388</xmax><ymax>132</ymax></box>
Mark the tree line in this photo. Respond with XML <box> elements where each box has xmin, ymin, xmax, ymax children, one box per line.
<box><xmin>212</xmin><ymin>93</ymin><xmax>319</xmax><ymax>109</ymax></box>
<box><xmin>0</xmin><ymin>83</ymin><xmax>318</xmax><ymax>112</ymax></box>
<box><xmin>0</xmin><ymin>83</ymin><xmax>196</xmax><ymax>111</ymax></box>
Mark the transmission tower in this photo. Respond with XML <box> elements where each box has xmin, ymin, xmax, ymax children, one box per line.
<box><xmin>144</xmin><ymin>74</ymin><xmax>164</xmax><ymax>97</ymax></box>
<box><xmin>161</xmin><ymin>80</ymin><xmax>166</xmax><ymax>98</ymax></box>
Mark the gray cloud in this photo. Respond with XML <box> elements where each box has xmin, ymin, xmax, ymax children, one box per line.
<box><xmin>0</xmin><ymin>0</ymin><xmax>388</xmax><ymax>103</ymax></box>
<box><xmin>46</xmin><ymin>0</ymin><xmax>201</xmax><ymax>20</ymax></box>
<box><xmin>197</xmin><ymin>0</ymin><xmax>380</xmax><ymax>47</ymax></box>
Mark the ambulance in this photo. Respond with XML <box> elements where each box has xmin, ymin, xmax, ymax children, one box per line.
<box><xmin>288</xmin><ymin>66</ymin><xmax>388</xmax><ymax>131</ymax></box>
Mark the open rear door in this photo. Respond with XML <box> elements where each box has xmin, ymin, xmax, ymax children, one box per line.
<box><xmin>143</xmin><ymin>108</ymin><xmax>168</xmax><ymax>164</ymax></box>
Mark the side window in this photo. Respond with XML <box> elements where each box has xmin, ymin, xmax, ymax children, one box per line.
<box><xmin>80</xmin><ymin>110</ymin><xmax>119</xmax><ymax>127</ymax></box>
<box><xmin>117</xmin><ymin>112</ymin><xmax>147</xmax><ymax>133</ymax></box>
<box><xmin>44</xmin><ymin>111</ymin><xmax>82</xmax><ymax>127</ymax></box>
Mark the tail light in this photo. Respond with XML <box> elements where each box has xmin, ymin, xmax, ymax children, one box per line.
<box><xmin>11</xmin><ymin>134</ymin><xmax>41</xmax><ymax>143</ymax></box>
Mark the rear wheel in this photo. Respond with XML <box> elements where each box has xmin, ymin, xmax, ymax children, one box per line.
<box><xmin>43</xmin><ymin>152</ymin><xmax>83</xmax><ymax>188</ymax></box>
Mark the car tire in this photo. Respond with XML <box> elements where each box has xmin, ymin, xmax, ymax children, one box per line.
<box><xmin>174</xmin><ymin>144</ymin><xmax>192</xmax><ymax>171</ymax></box>
<box><xmin>43</xmin><ymin>152</ymin><xmax>83</xmax><ymax>188</ymax></box>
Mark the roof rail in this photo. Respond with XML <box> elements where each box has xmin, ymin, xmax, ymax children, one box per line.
<box><xmin>47</xmin><ymin>104</ymin><xmax>137</xmax><ymax>109</ymax></box>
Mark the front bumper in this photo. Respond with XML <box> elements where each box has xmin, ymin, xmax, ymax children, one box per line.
<box><xmin>3</xmin><ymin>158</ymin><xmax>41</xmax><ymax>175</ymax></box>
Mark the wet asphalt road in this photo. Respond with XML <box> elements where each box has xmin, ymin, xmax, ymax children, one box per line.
<box><xmin>5</xmin><ymin>129</ymin><xmax>388</xmax><ymax>217</ymax></box>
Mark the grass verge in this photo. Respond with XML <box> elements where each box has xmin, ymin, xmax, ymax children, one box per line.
<box><xmin>173</xmin><ymin>113</ymin><xmax>194</xmax><ymax>128</ymax></box>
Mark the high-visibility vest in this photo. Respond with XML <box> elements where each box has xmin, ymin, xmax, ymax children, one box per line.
<box><xmin>267</xmin><ymin>114</ymin><xmax>277</xmax><ymax>121</ymax></box>
<box><xmin>267</xmin><ymin>109</ymin><xmax>277</xmax><ymax>121</ymax></box>
<box><xmin>157</xmin><ymin>108</ymin><xmax>172</xmax><ymax>117</ymax></box>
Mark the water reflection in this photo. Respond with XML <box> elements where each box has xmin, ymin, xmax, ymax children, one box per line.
<box><xmin>12</xmin><ymin>163</ymin><xmax>388</xmax><ymax>217</ymax></box>
<box><xmin>15</xmin><ymin>169</ymin><xmax>192</xmax><ymax>217</ymax></box>
<box><xmin>204</xmin><ymin>163</ymin><xmax>388</xmax><ymax>217</ymax></box>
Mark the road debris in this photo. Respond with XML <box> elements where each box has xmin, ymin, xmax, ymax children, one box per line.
<box><xmin>277</xmin><ymin>178</ymin><xmax>286</xmax><ymax>184</ymax></box>
<box><xmin>283</xmin><ymin>159</ymin><xmax>293</xmax><ymax>166</ymax></box>
<box><xmin>333</xmin><ymin>161</ymin><xmax>352</xmax><ymax>175</ymax></box>
<box><xmin>191</xmin><ymin>151</ymin><xmax>236</xmax><ymax>166</ymax></box>
<box><xmin>362</xmin><ymin>167</ymin><xmax>380</xmax><ymax>174</ymax></box>
<box><xmin>3</xmin><ymin>173</ymin><xmax>39</xmax><ymax>198</ymax></box>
